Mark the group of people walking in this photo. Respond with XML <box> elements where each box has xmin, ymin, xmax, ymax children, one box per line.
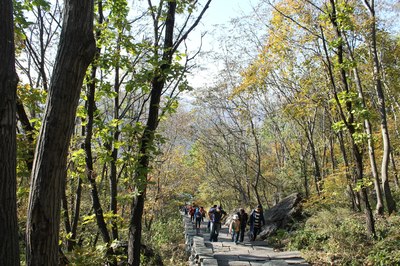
<box><xmin>228</xmin><ymin>205</ymin><xmax>265</xmax><ymax>243</ymax></box>
<box><xmin>187</xmin><ymin>206</ymin><xmax>206</xmax><ymax>229</ymax></box>
<box><xmin>185</xmin><ymin>204</ymin><xmax>265</xmax><ymax>244</ymax></box>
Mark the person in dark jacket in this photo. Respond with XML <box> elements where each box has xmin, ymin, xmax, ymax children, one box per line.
<box><xmin>207</xmin><ymin>205</ymin><xmax>217</xmax><ymax>232</ymax></box>
<box><xmin>248</xmin><ymin>205</ymin><xmax>265</xmax><ymax>241</ymax></box>
<box><xmin>238</xmin><ymin>208</ymin><xmax>248</xmax><ymax>243</ymax></box>
<box><xmin>208</xmin><ymin>206</ymin><xmax>226</xmax><ymax>242</ymax></box>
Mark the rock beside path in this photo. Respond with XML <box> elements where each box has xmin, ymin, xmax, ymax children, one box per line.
<box><xmin>259</xmin><ymin>193</ymin><xmax>302</xmax><ymax>239</ymax></box>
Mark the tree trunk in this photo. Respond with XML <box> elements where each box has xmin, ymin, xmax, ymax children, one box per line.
<box><xmin>353</xmin><ymin>141</ymin><xmax>376</xmax><ymax>237</ymax></box>
<box><xmin>26</xmin><ymin>1</ymin><xmax>96</xmax><ymax>264</ymax></box>
<box><xmin>299</xmin><ymin>139</ymin><xmax>309</xmax><ymax>198</ymax></box>
<box><xmin>85</xmin><ymin>66</ymin><xmax>111</xmax><ymax>244</ymax></box>
<box><xmin>128</xmin><ymin>2</ymin><xmax>176</xmax><ymax>265</ymax></box>
<box><xmin>83</xmin><ymin>0</ymin><xmax>111</xmax><ymax>245</ymax></box>
<box><xmin>37</xmin><ymin>5</ymin><xmax>49</xmax><ymax>92</ymax></box>
<box><xmin>305</xmin><ymin>128</ymin><xmax>321</xmax><ymax>195</ymax></box>
<box><xmin>350</xmin><ymin>58</ymin><xmax>384</xmax><ymax>214</ymax></box>
<box><xmin>326</xmin><ymin>0</ymin><xmax>375</xmax><ymax>236</ymax></box>
<box><xmin>0</xmin><ymin>0</ymin><xmax>20</xmax><ymax>265</ymax></box>
<box><xmin>61</xmin><ymin>177</ymin><xmax>73</xmax><ymax>249</ymax></box>
<box><xmin>364</xmin><ymin>0</ymin><xmax>396</xmax><ymax>214</ymax></box>
<box><xmin>337</xmin><ymin>131</ymin><xmax>360</xmax><ymax>211</ymax></box>
<box><xmin>109</xmin><ymin>33</ymin><xmax>121</xmax><ymax>241</ymax></box>
<box><xmin>390</xmin><ymin>151</ymin><xmax>399</xmax><ymax>190</ymax></box>
<box><xmin>329</xmin><ymin>135</ymin><xmax>336</xmax><ymax>171</ymax></box>
<box><xmin>69</xmin><ymin>175</ymin><xmax>83</xmax><ymax>251</ymax></box>
<box><xmin>16</xmin><ymin>98</ymin><xmax>35</xmax><ymax>171</ymax></box>
<box><xmin>127</xmin><ymin>0</ymin><xmax>211</xmax><ymax>263</ymax></box>
<box><xmin>250</xmin><ymin>115</ymin><xmax>263</xmax><ymax>205</ymax></box>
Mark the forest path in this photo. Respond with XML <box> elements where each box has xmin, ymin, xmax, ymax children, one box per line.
<box><xmin>186</xmin><ymin>215</ymin><xmax>309</xmax><ymax>266</ymax></box>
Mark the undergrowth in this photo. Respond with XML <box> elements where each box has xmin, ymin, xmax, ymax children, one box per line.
<box><xmin>269</xmin><ymin>194</ymin><xmax>400</xmax><ymax>265</ymax></box>
<box><xmin>65</xmin><ymin>211</ymin><xmax>187</xmax><ymax>265</ymax></box>
<box><xmin>142</xmin><ymin>213</ymin><xmax>187</xmax><ymax>266</ymax></box>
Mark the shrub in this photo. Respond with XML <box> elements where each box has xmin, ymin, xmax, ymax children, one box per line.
<box><xmin>142</xmin><ymin>212</ymin><xmax>187</xmax><ymax>266</ymax></box>
<box><xmin>366</xmin><ymin>215</ymin><xmax>400</xmax><ymax>265</ymax></box>
<box><xmin>288</xmin><ymin>207</ymin><xmax>371</xmax><ymax>264</ymax></box>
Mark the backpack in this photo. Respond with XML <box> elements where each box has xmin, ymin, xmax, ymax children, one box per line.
<box><xmin>240</xmin><ymin>213</ymin><xmax>248</xmax><ymax>224</ymax></box>
<box><xmin>195</xmin><ymin>208</ymin><xmax>202</xmax><ymax>218</ymax></box>
<box><xmin>213</xmin><ymin>211</ymin><xmax>222</xmax><ymax>222</ymax></box>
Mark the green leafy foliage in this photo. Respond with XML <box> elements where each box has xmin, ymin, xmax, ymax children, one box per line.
<box><xmin>17</xmin><ymin>84</ymin><xmax>47</xmax><ymax>116</ymax></box>
<box><xmin>142</xmin><ymin>212</ymin><xmax>187</xmax><ymax>266</ymax></box>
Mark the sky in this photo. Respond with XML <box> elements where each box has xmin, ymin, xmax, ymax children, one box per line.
<box><xmin>201</xmin><ymin>0</ymin><xmax>258</xmax><ymax>26</ymax></box>
<box><xmin>184</xmin><ymin>0</ymin><xmax>260</xmax><ymax>90</ymax></box>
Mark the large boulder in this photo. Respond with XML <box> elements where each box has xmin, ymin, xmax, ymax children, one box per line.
<box><xmin>259</xmin><ymin>193</ymin><xmax>302</xmax><ymax>239</ymax></box>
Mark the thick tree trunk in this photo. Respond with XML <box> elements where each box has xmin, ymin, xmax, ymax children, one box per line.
<box><xmin>0</xmin><ymin>1</ymin><xmax>20</xmax><ymax>265</ymax></box>
<box><xmin>26</xmin><ymin>1</ymin><xmax>96</xmax><ymax>265</ymax></box>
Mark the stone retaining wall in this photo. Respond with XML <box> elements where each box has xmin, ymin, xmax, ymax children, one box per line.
<box><xmin>182</xmin><ymin>214</ymin><xmax>218</xmax><ymax>266</ymax></box>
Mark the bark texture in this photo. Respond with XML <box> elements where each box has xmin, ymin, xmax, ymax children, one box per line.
<box><xmin>0</xmin><ymin>0</ymin><xmax>20</xmax><ymax>265</ymax></box>
<box><xmin>26</xmin><ymin>1</ymin><xmax>96</xmax><ymax>264</ymax></box>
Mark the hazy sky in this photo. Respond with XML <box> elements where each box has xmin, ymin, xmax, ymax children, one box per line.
<box><xmin>184</xmin><ymin>0</ymin><xmax>260</xmax><ymax>89</ymax></box>
<box><xmin>202</xmin><ymin>0</ymin><xmax>258</xmax><ymax>26</ymax></box>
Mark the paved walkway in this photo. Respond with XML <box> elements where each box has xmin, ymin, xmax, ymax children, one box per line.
<box><xmin>188</xmin><ymin>217</ymin><xmax>308</xmax><ymax>266</ymax></box>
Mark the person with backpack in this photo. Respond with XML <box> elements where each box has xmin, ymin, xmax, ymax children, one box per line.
<box><xmin>206</xmin><ymin>205</ymin><xmax>217</xmax><ymax>232</ymax></box>
<box><xmin>238</xmin><ymin>208</ymin><xmax>248</xmax><ymax>243</ymax></box>
<box><xmin>194</xmin><ymin>207</ymin><xmax>203</xmax><ymax>229</ymax></box>
<box><xmin>248</xmin><ymin>205</ymin><xmax>265</xmax><ymax>241</ymax></box>
<box><xmin>208</xmin><ymin>205</ymin><xmax>226</xmax><ymax>242</ymax></box>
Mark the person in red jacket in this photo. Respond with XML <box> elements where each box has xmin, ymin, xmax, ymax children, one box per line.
<box><xmin>189</xmin><ymin>206</ymin><xmax>196</xmax><ymax>222</ymax></box>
